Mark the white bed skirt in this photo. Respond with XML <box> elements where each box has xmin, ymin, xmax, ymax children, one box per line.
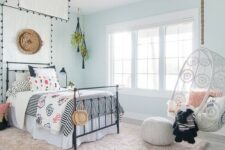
<box><xmin>9</xmin><ymin>107</ymin><xmax>117</xmax><ymax>149</ymax></box>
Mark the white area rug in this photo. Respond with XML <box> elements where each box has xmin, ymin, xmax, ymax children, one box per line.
<box><xmin>0</xmin><ymin>123</ymin><xmax>207</xmax><ymax>150</ymax></box>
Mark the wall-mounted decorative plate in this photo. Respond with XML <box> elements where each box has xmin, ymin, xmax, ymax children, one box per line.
<box><xmin>17</xmin><ymin>29</ymin><xmax>42</xmax><ymax>54</ymax></box>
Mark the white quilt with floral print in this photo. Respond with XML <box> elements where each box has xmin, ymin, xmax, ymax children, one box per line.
<box><xmin>36</xmin><ymin>91</ymin><xmax>74</xmax><ymax>134</ymax></box>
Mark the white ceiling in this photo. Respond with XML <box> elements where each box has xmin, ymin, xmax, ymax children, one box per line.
<box><xmin>71</xmin><ymin>0</ymin><xmax>144</xmax><ymax>15</ymax></box>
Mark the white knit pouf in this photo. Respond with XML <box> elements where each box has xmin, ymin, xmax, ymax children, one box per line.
<box><xmin>141</xmin><ymin>117</ymin><xmax>174</xmax><ymax>146</ymax></box>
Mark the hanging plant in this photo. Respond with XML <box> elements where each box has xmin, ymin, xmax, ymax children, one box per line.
<box><xmin>71</xmin><ymin>17</ymin><xmax>82</xmax><ymax>52</ymax></box>
<box><xmin>71</xmin><ymin>8</ymin><xmax>89</xmax><ymax>69</ymax></box>
<box><xmin>80</xmin><ymin>33</ymin><xmax>88</xmax><ymax>69</ymax></box>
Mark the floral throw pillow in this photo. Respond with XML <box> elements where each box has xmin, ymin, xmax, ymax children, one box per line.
<box><xmin>29</xmin><ymin>76</ymin><xmax>60</xmax><ymax>91</ymax></box>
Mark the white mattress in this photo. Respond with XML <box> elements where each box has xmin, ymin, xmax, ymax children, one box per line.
<box><xmin>8</xmin><ymin>90</ymin><xmax>117</xmax><ymax>149</ymax></box>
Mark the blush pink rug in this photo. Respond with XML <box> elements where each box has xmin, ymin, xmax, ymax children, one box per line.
<box><xmin>0</xmin><ymin>123</ymin><xmax>207</xmax><ymax>150</ymax></box>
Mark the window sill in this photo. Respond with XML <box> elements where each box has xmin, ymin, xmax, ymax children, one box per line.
<box><xmin>119</xmin><ymin>88</ymin><xmax>172</xmax><ymax>99</ymax></box>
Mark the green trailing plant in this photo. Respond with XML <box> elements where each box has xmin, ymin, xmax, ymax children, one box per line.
<box><xmin>67</xmin><ymin>81</ymin><xmax>75</xmax><ymax>90</ymax></box>
<box><xmin>80</xmin><ymin>33</ymin><xmax>88</xmax><ymax>69</ymax></box>
<box><xmin>71</xmin><ymin>15</ymin><xmax>89</xmax><ymax>69</ymax></box>
<box><xmin>71</xmin><ymin>17</ymin><xmax>82</xmax><ymax>52</ymax></box>
<box><xmin>71</xmin><ymin>32</ymin><xmax>82</xmax><ymax>47</ymax></box>
<box><xmin>68</xmin><ymin>81</ymin><xmax>75</xmax><ymax>87</ymax></box>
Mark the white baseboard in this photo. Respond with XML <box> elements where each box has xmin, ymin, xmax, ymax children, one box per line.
<box><xmin>122</xmin><ymin>112</ymin><xmax>149</xmax><ymax>125</ymax></box>
<box><xmin>122</xmin><ymin>112</ymin><xmax>225</xmax><ymax>144</ymax></box>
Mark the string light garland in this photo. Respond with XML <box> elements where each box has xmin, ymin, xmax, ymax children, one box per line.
<box><xmin>0</xmin><ymin>4</ymin><xmax>3</xmax><ymax>102</ymax></box>
<box><xmin>50</xmin><ymin>19</ymin><xmax>53</xmax><ymax>65</ymax></box>
<box><xmin>16</xmin><ymin>0</ymin><xmax>71</xmax><ymax>22</ymax></box>
<box><xmin>0</xmin><ymin>0</ymin><xmax>71</xmax><ymax>103</ymax></box>
<box><xmin>67</xmin><ymin>0</ymin><xmax>71</xmax><ymax>23</ymax></box>
<box><xmin>0</xmin><ymin>0</ymin><xmax>71</xmax><ymax>22</ymax></box>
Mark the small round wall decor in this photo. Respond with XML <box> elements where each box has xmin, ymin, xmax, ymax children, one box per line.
<box><xmin>17</xmin><ymin>29</ymin><xmax>42</xmax><ymax>54</ymax></box>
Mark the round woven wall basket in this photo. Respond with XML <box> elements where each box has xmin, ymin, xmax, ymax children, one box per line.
<box><xmin>17</xmin><ymin>29</ymin><xmax>42</xmax><ymax>54</ymax></box>
<box><xmin>72</xmin><ymin>110</ymin><xmax>88</xmax><ymax>126</ymax></box>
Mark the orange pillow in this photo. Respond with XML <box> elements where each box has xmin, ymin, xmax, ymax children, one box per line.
<box><xmin>187</xmin><ymin>91</ymin><xmax>206</xmax><ymax>108</ymax></box>
<box><xmin>187</xmin><ymin>91</ymin><xmax>223</xmax><ymax>108</ymax></box>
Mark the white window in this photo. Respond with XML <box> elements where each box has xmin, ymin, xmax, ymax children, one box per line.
<box><xmin>165</xmin><ymin>22</ymin><xmax>193</xmax><ymax>90</ymax></box>
<box><xmin>108</xmin><ymin>10</ymin><xmax>198</xmax><ymax>92</ymax></box>
<box><xmin>111</xmin><ymin>32</ymin><xmax>132</xmax><ymax>88</ymax></box>
<box><xmin>137</xmin><ymin>28</ymin><xmax>160</xmax><ymax>89</ymax></box>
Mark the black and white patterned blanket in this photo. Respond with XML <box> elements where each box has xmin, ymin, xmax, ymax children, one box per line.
<box><xmin>25</xmin><ymin>90</ymin><xmax>124</xmax><ymax>136</ymax></box>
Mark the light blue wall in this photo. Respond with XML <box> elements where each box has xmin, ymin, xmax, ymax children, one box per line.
<box><xmin>205</xmin><ymin>0</ymin><xmax>225</xmax><ymax>55</ymax></box>
<box><xmin>83</xmin><ymin>0</ymin><xmax>199</xmax><ymax>117</ymax></box>
<box><xmin>52</xmin><ymin>12</ymin><xmax>84</xmax><ymax>87</ymax></box>
<box><xmin>83</xmin><ymin>0</ymin><xmax>225</xmax><ymax>118</ymax></box>
<box><xmin>83</xmin><ymin>0</ymin><xmax>198</xmax><ymax>87</ymax></box>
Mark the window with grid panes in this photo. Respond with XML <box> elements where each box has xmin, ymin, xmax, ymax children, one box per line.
<box><xmin>165</xmin><ymin>22</ymin><xmax>193</xmax><ymax>90</ymax></box>
<box><xmin>137</xmin><ymin>27</ymin><xmax>160</xmax><ymax>89</ymax></box>
<box><xmin>111</xmin><ymin>32</ymin><xmax>132</xmax><ymax>88</ymax></box>
<box><xmin>109</xmin><ymin>20</ymin><xmax>194</xmax><ymax>91</ymax></box>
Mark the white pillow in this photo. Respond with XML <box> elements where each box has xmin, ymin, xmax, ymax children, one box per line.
<box><xmin>196</xmin><ymin>96</ymin><xmax>225</xmax><ymax>131</ymax></box>
<box><xmin>16</xmin><ymin>72</ymin><xmax>29</xmax><ymax>81</ymax></box>
<box><xmin>34</xmin><ymin>68</ymin><xmax>57</xmax><ymax>77</ymax></box>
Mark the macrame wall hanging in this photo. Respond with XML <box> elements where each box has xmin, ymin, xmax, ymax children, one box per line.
<box><xmin>71</xmin><ymin>8</ymin><xmax>89</xmax><ymax>69</ymax></box>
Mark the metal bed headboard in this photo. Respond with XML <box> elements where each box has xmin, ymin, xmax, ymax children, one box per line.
<box><xmin>6</xmin><ymin>61</ymin><xmax>50</xmax><ymax>91</ymax></box>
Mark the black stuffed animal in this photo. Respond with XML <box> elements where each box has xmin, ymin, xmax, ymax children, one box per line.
<box><xmin>0</xmin><ymin>116</ymin><xmax>8</xmax><ymax>130</ymax></box>
<box><xmin>173</xmin><ymin>109</ymin><xmax>199</xmax><ymax>144</ymax></box>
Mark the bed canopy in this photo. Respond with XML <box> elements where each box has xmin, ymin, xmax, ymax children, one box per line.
<box><xmin>168</xmin><ymin>0</ymin><xmax>225</xmax><ymax>132</ymax></box>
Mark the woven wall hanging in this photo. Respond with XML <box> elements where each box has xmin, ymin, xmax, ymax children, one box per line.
<box><xmin>17</xmin><ymin>29</ymin><xmax>42</xmax><ymax>54</ymax></box>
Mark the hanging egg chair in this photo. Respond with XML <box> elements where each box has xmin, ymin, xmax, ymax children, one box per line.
<box><xmin>168</xmin><ymin>47</ymin><xmax>225</xmax><ymax>132</ymax></box>
<box><xmin>167</xmin><ymin>0</ymin><xmax>225</xmax><ymax>132</ymax></box>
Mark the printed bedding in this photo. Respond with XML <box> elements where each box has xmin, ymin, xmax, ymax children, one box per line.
<box><xmin>25</xmin><ymin>90</ymin><xmax>124</xmax><ymax>136</ymax></box>
<box><xmin>36</xmin><ymin>91</ymin><xmax>73</xmax><ymax>133</ymax></box>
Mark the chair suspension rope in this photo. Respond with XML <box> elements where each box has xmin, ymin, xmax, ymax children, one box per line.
<box><xmin>201</xmin><ymin>0</ymin><xmax>205</xmax><ymax>46</ymax></box>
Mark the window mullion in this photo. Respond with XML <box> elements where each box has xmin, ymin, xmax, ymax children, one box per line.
<box><xmin>159</xmin><ymin>26</ymin><xmax>166</xmax><ymax>91</ymax></box>
<box><xmin>131</xmin><ymin>31</ymin><xmax>137</xmax><ymax>88</ymax></box>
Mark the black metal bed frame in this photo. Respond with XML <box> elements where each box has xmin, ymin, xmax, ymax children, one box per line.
<box><xmin>6</xmin><ymin>61</ymin><xmax>50</xmax><ymax>91</ymax></box>
<box><xmin>73</xmin><ymin>85</ymin><xmax>119</xmax><ymax>150</ymax></box>
<box><xmin>6</xmin><ymin>61</ymin><xmax>120</xmax><ymax>150</ymax></box>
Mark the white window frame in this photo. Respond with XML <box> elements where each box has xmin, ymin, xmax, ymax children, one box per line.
<box><xmin>106</xmin><ymin>9</ymin><xmax>199</xmax><ymax>98</ymax></box>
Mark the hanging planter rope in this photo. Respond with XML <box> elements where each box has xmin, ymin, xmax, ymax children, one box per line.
<box><xmin>200</xmin><ymin>0</ymin><xmax>205</xmax><ymax>46</ymax></box>
<box><xmin>80</xmin><ymin>33</ymin><xmax>88</xmax><ymax>69</ymax></box>
<box><xmin>71</xmin><ymin>16</ymin><xmax>82</xmax><ymax>52</ymax></box>
<box><xmin>71</xmin><ymin>8</ymin><xmax>89</xmax><ymax>69</ymax></box>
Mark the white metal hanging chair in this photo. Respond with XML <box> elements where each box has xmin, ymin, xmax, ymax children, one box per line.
<box><xmin>168</xmin><ymin>0</ymin><xmax>225</xmax><ymax>132</ymax></box>
<box><xmin>168</xmin><ymin>47</ymin><xmax>225</xmax><ymax>132</ymax></box>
